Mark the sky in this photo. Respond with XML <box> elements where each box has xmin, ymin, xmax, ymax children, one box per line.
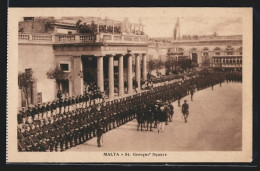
<box><xmin>141</xmin><ymin>17</ymin><xmax>242</xmax><ymax>37</ymax></box>
<box><xmin>18</xmin><ymin>8</ymin><xmax>243</xmax><ymax>37</ymax></box>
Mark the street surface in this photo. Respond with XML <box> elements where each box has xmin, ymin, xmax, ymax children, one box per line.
<box><xmin>67</xmin><ymin>82</ymin><xmax>242</xmax><ymax>151</ymax></box>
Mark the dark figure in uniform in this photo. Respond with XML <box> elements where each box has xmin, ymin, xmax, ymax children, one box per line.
<box><xmin>57</xmin><ymin>89</ymin><xmax>62</xmax><ymax>100</ymax></box>
<box><xmin>136</xmin><ymin>104</ymin><xmax>144</xmax><ymax>131</ymax></box>
<box><xmin>17</xmin><ymin>111</ymin><xmax>23</xmax><ymax>124</ymax></box>
<box><xmin>190</xmin><ymin>84</ymin><xmax>195</xmax><ymax>101</ymax></box>
<box><xmin>145</xmin><ymin>104</ymin><xmax>154</xmax><ymax>131</ymax></box>
<box><xmin>153</xmin><ymin>100</ymin><xmax>162</xmax><ymax>128</ymax></box>
<box><xmin>168</xmin><ymin>102</ymin><xmax>174</xmax><ymax>122</ymax></box>
<box><xmin>177</xmin><ymin>83</ymin><xmax>182</xmax><ymax>107</ymax></box>
<box><xmin>133</xmin><ymin>78</ymin><xmax>138</xmax><ymax>93</ymax></box>
<box><xmin>124</xmin><ymin>80</ymin><xmax>128</xmax><ymax>92</ymax></box>
<box><xmin>210</xmin><ymin>78</ymin><xmax>214</xmax><ymax>90</ymax></box>
<box><xmin>182</xmin><ymin>100</ymin><xmax>189</xmax><ymax>123</ymax></box>
<box><xmin>96</xmin><ymin>120</ymin><xmax>103</xmax><ymax>147</ymax></box>
<box><xmin>164</xmin><ymin>102</ymin><xmax>171</xmax><ymax>125</ymax></box>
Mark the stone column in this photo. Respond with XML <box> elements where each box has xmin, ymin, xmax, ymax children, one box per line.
<box><xmin>108</xmin><ymin>55</ymin><xmax>114</xmax><ymax>99</ymax></box>
<box><xmin>135</xmin><ymin>54</ymin><xmax>141</xmax><ymax>91</ymax></box>
<box><xmin>97</xmin><ymin>56</ymin><xmax>104</xmax><ymax>92</ymax></box>
<box><xmin>127</xmin><ymin>54</ymin><xmax>133</xmax><ymax>94</ymax></box>
<box><xmin>118</xmin><ymin>55</ymin><xmax>124</xmax><ymax>96</ymax></box>
<box><xmin>73</xmin><ymin>56</ymin><xmax>84</xmax><ymax>96</ymax></box>
<box><xmin>142</xmin><ymin>54</ymin><xmax>147</xmax><ymax>80</ymax></box>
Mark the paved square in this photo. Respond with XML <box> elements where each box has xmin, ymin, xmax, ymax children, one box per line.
<box><xmin>67</xmin><ymin>82</ymin><xmax>242</xmax><ymax>152</ymax></box>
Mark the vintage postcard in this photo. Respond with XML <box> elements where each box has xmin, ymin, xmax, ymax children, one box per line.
<box><xmin>7</xmin><ymin>8</ymin><xmax>252</xmax><ymax>163</ymax></box>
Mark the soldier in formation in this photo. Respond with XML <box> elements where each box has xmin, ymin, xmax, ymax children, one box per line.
<box><xmin>17</xmin><ymin>69</ymin><xmax>233</xmax><ymax>151</ymax></box>
<box><xmin>225</xmin><ymin>70</ymin><xmax>242</xmax><ymax>83</ymax></box>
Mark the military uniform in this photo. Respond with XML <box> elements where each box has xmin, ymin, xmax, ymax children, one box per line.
<box><xmin>168</xmin><ymin>103</ymin><xmax>174</xmax><ymax>122</ymax></box>
<box><xmin>182</xmin><ymin>100</ymin><xmax>189</xmax><ymax>123</ymax></box>
<box><xmin>96</xmin><ymin>121</ymin><xmax>103</xmax><ymax>147</ymax></box>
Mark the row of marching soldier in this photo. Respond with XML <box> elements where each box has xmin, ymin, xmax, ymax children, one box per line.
<box><xmin>17</xmin><ymin>69</ymin><xmax>241</xmax><ymax>151</ymax></box>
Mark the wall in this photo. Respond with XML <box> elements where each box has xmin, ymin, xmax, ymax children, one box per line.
<box><xmin>56</xmin><ymin>28</ymin><xmax>77</xmax><ymax>34</ymax></box>
<box><xmin>54</xmin><ymin>55</ymin><xmax>73</xmax><ymax>97</ymax></box>
<box><xmin>157</xmin><ymin>48</ymin><xmax>168</xmax><ymax>63</ymax></box>
<box><xmin>147</xmin><ymin>46</ymin><xmax>159</xmax><ymax>61</ymax></box>
<box><xmin>18</xmin><ymin>43</ymin><xmax>56</xmax><ymax>103</ymax></box>
<box><xmin>54</xmin><ymin>55</ymin><xmax>84</xmax><ymax>97</ymax></box>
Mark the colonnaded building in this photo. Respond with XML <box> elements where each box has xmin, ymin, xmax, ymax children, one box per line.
<box><xmin>18</xmin><ymin>16</ymin><xmax>243</xmax><ymax>107</ymax></box>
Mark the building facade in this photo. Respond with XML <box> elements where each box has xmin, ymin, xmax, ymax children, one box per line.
<box><xmin>18</xmin><ymin>17</ymin><xmax>149</xmax><ymax>106</ymax></box>
<box><xmin>167</xmin><ymin>34</ymin><xmax>243</xmax><ymax>69</ymax></box>
<box><xmin>18</xmin><ymin>17</ymin><xmax>243</xmax><ymax>107</ymax></box>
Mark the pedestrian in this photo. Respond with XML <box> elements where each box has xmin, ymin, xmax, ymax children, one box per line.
<box><xmin>168</xmin><ymin>101</ymin><xmax>174</xmax><ymax>122</ymax></box>
<box><xmin>182</xmin><ymin>100</ymin><xmax>189</xmax><ymax>123</ymax></box>
<box><xmin>164</xmin><ymin>102</ymin><xmax>171</xmax><ymax>125</ymax></box>
<box><xmin>96</xmin><ymin>119</ymin><xmax>103</xmax><ymax>147</ymax></box>
<box><xmin>190</xmin><ymin>84</ymin><xmax>195</xmax><ymax>101</ymax></box>
<box><xmin>158</xmin><ymin>105</ymin><xmax>167</xmax><ymax>133</ymax></box>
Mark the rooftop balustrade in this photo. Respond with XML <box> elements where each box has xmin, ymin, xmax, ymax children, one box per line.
<box><xmin>175</xmin><ymin>35</ymin><xmax>242</xmax><ymax>42</ymax></box>
<box><xmin>18</xmin><ymin>33</ymin><xmax>148</xmax><ymax>45</ymax></box>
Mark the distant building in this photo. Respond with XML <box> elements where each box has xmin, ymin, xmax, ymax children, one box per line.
<box><xmin>169</xmin><ymin>34</ymin><xmax>242</xmax><ymax>70</ymax></box>
<box><xmin>151</xmin><ymin>19</ymin><xmax>243</xmax><ymax>70</ymax></box>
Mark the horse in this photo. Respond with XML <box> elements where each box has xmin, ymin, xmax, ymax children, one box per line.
<box><xmin>136</xmin><ymin>105</ymin><xmax>145</xmax><ymax>131</ymax></box>
<box><xmin>144</xmin><ymin>105</ymin><xmax>154</xmax><ymax>131</ymax></box>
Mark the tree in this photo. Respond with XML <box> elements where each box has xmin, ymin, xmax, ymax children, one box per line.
<box><xmin>46</xmin><ymin>66</ymin><xmax>69</xmax><ymax>90</ymax></box>
<box><xmin>165</xmin><ymin>57</ymin><xmax>175</xmax><ymax>75</ymax></box>
<box><xmin>178</xmin><ymin>59</ymin><xmax>193</xmax><ymax>70</ymax></box>
<box><xmin>76</xmin><ymin>20</ymin><xmax>82</xmax><ymax>33</ymax></box>
<box><xmin>147</xmin><ymin>60</ymin><xmax>156</xmax><ymax>72</ymax></box>
<box><xmin>154</xmin><ymin>59</ymin><xmax>164</xmax><ymax>71</ymax></box>
<box><xmin>18</xmin><ymin>69</ymin><xmax>34</xmax><ymax>107</ymax></box>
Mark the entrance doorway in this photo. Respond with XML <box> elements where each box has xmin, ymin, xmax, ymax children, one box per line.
<box><xmin>81</xmin><ymin>55</ymin><xmax>97</xmax><ymax>91</ymax></box>
<box><xmin>192</xmin><ymin>53</ymin><xmax>198</xmax><ymax>63</ymax></box>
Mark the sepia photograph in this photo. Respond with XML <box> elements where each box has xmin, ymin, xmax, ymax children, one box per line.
<box><xmin>7</xmin><ymin>8</ymin><xmax>252</xmax><ymax>163</ymax></box>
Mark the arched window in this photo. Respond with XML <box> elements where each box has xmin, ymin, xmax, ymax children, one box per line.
<box><xmin>203</xmin><ymin>52</ymin><xmax>209</xmax><ymax>56</ymax></box>
<box><xmin>203</xmin><ymin>47</ymin><xmax>209</xmax><ymax>51</ymax></box>
<box><xmin>214</xmin><ymin>47</ymin><xmax>221</xmax><ymax>51</ymax></box>
<box><xmin>226</xmin><ymin>45</ymin><xmax>234</xmax><ymax>50</ymax></box>
<box><xmin>227</xmin><ymin>52</ymin><xmax>233</xmax><ymax>55</ymax></box>
<box><xmin>215</xmin><ymin>52</ymin><xmax>220</xmax><ymax>55</ymax></box>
